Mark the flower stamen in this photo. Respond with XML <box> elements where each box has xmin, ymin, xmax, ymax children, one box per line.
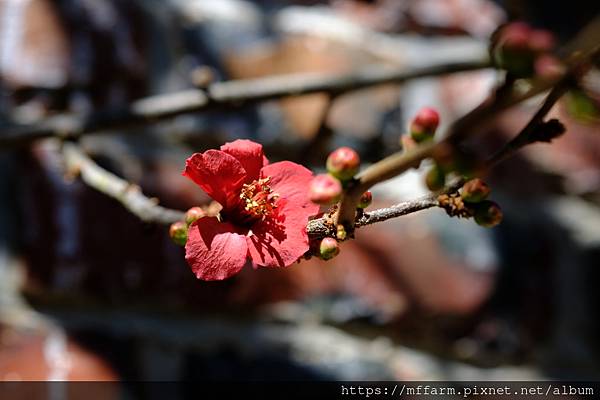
<box><xmin>240</xmin><ymin>177</ymin><xmax>279</xmax><ymax>220</ymax></box>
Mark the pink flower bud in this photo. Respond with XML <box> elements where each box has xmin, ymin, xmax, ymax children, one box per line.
<box><xmin>410</xmin><ymin>107</ymin><xmax>440</xmax><ymax>143</ymax></box>
<box><xmin>309</xmin><ymin>174</ymin><xmax>342</xmax><ymax>205</ymax></box>
<box><xmin>326</xmin><ymin>147</ymin><xmax>360</xmax><ymax>181</ymax></box>
<box><xmin>492</xmin><ymin>22</ymin><xmax>536</xmax><ymax>77</ymax></box>
<box><xmin>500</xmin><ymin>22</ymin><xmax>532</xmax><ymax>51</ymax></box>
<box><xmin>185</xmin><ymin>206</ymin><xmax>205</xmax><ymax>225</ymax></box>
<box><xmin>357</xmin><ymin>191</ymin><xmax>372</xmax><ymax>209</ymax></box>
<box><xmin>319</xmin><ymin>237</ymin><xmax>340</xmax><ymax>260</ymax></box>
<box><xmin>169</xmin><ymin>221</ymin><xmax>188</xmax><ymax>246</ymax></box>
<box><xmin>461</xmin><ymin>178</ymin><xmax>491</xmax><ymax>203</ymax></box>
<box><xmin>474</xmin><ymin>201</ymin><xmax>503</xmax><ymax>228</ymax></box>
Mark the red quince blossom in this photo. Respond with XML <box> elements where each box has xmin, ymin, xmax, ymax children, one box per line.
<box><xmin>182</xmin><ymin>139</ymin><xmax>319</xmax><ymax>281</ymax></box>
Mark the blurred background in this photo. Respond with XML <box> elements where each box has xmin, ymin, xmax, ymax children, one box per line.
<box><xmin>0</xmin><ymin>0</ymin><xmax>599</xmax><ymax>387</ymax></box>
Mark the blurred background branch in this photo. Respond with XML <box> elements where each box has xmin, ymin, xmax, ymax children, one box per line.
<box><xmin>0</xmin><ymin>60</ymin><xmax>489</xmax><ymax>149</ymax></box>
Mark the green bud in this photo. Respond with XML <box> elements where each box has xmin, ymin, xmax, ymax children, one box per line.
<box><xmin>565</xmin><ymin>89</ymin><xmax>600</xmax><ymax>123</ymax></box>
<box><xmin>357</xmin><ymin>191</ymin><xmax>372</xmax><ymax>209</ymax></box>
<box><xmin>336</xmin><ymin>224</ymin><xmax>347</xmax><ymax>241</ymax></box>
<box><xmin>169</xmin><ymin>221</ymin><xmax>188</xmax><ymax>246</ymax></box>
<box><xmin>461</xmin><ymin>178</ymin><xmax>491</xmax><ymax>203</ymax></box>
<box><xmin>474</xmin><ymin>201</ymin><xmax>503</xmax><ymax>228</ymax></box>
<box><xmin>319</xmin><ymin>237</ymin><xmax>340</xmax><ymax>260</ymax></box>
<box><xmin>425</xmin><ymin>164</ymin><xmax>446</xmax><ymax>191</ymax></box>
<box><xmin>185</xmin><ymin>207</ymin><xmax>205</xmax><ymax>225</ymax></box>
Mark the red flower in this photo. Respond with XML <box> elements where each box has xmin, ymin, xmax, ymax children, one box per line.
<box><xmin>182</xmin><ymin>139</ymin><xmax>319</xmax><ymax>280</ymax></box>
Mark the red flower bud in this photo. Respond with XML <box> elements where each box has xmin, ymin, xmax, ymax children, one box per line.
<box><xmin>410</xmin><ymin>107</ymin><xmax>440</xmax><ymax>143</ymax></box>
<box><xmin>319</xmin><ymin>237</ymin><xmax>340</xmax><ymax>260</ymax></box>
<box><xmin>425</xmin><ymin>164</ymin><xmax>446</xmax><ymax>191</ymax></box>
<box><xmin>185</xmin><ymin>206</ymin><xmax>206</xmax><ymax>225</ymax></box>
<box><xmin>492</xmin><ymin>22</ymin><xmax>536</xmax><ymax>77</ymax></box>
<box><xmin>357</xmin><ymin>191</ymin><xmax>372</xmax><ymax>209</ymax></box>
<box><xmin>169</xmin><ymin>221</ymin><xmax>188</xmax><ymax>246</ymax></box>
<box><xmin>309</xmin><ymin>174</ymin><xmax>342</xmax><ymax>205</ymax></box>
<box><xmin>461</xmin><ymin>178</ymin><xmax>491</xmax><ymax>203</ymax></box>
<box><xmin>500</xmin><ymin>22</ymin><xmax>532</xmax><ymax>51</ymax></box>
<box><xmin>474</xmin><ymin>201</ymin><xmax>503</xmax><ymax>228</ymax></box>
<box><xmin>326</xmin><ymin>147</ymin><xmax>360</xmax><ymax>181</ymax></box>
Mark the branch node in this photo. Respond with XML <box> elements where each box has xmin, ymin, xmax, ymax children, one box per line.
<box><xmin>438</xmin><ymin>193</ymin><xmax>474</xmax><ymax>218</ymax></box>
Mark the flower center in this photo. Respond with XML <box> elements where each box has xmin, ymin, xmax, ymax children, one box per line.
<box><xmin>239</xmin><ymin>177</ymin><xmax>279</xmax><ymax>220</ymax></box>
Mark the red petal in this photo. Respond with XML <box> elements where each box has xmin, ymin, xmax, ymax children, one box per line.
<box><xmin>220</xmin><ymin>139</ymin><xmax>269</xmax><ymax>181</ymax></box>
<box><xmin>260</xmin><ymin>161</ymin><xmax>318</xmax><ymax>211</ymax></box>
<box><xmin>246</xmin><ymin>199</ymin><xmax>313</xmax><ymax>268</ymax></box>
<box><xmin>247</xmin><ymin>161</ymin><xmax>318</xmax><ymax>267</ymax></box>
<box><xmin>182</xmin><ymin>150</ymin><xmax>247</xmax><ymax>210</ymax></box>
<box><xmin>185</xmin><ymin>217</ymin><xmax>249</xmax><ymax>280</ymax></box>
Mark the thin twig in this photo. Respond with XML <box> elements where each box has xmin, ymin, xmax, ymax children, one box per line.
<box><xmin>487</xmin><ymin>82</ymin><xmax>570</xmax><ymax>166</ymax></box>
<box><xmin>0</xmin><ymin>60</ymin><xmax>489</xmax><ymax>149</ymax></box>
<box><xmin>334</xmin><ymin>76</ymin><xmax>557</xmax><ymax>230</ymax></box>
<box><xmin>62</xmin><ymin>142</ymin><xmax>185</xmax><ymax>224</ymax></box>
<box><xmin>307</xmin><ymin>195</ymin><xmax>438</xmax><ymax>239</ymax></box>
<box><xmin>306</xmin><ymin>179</ymin><xmax>463</xmax><ymax>239</ymax></box>
<box><xmin>357</xmin><ymin>196</ymin><xmax>439</xmax><ymax>225</ymax></box>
